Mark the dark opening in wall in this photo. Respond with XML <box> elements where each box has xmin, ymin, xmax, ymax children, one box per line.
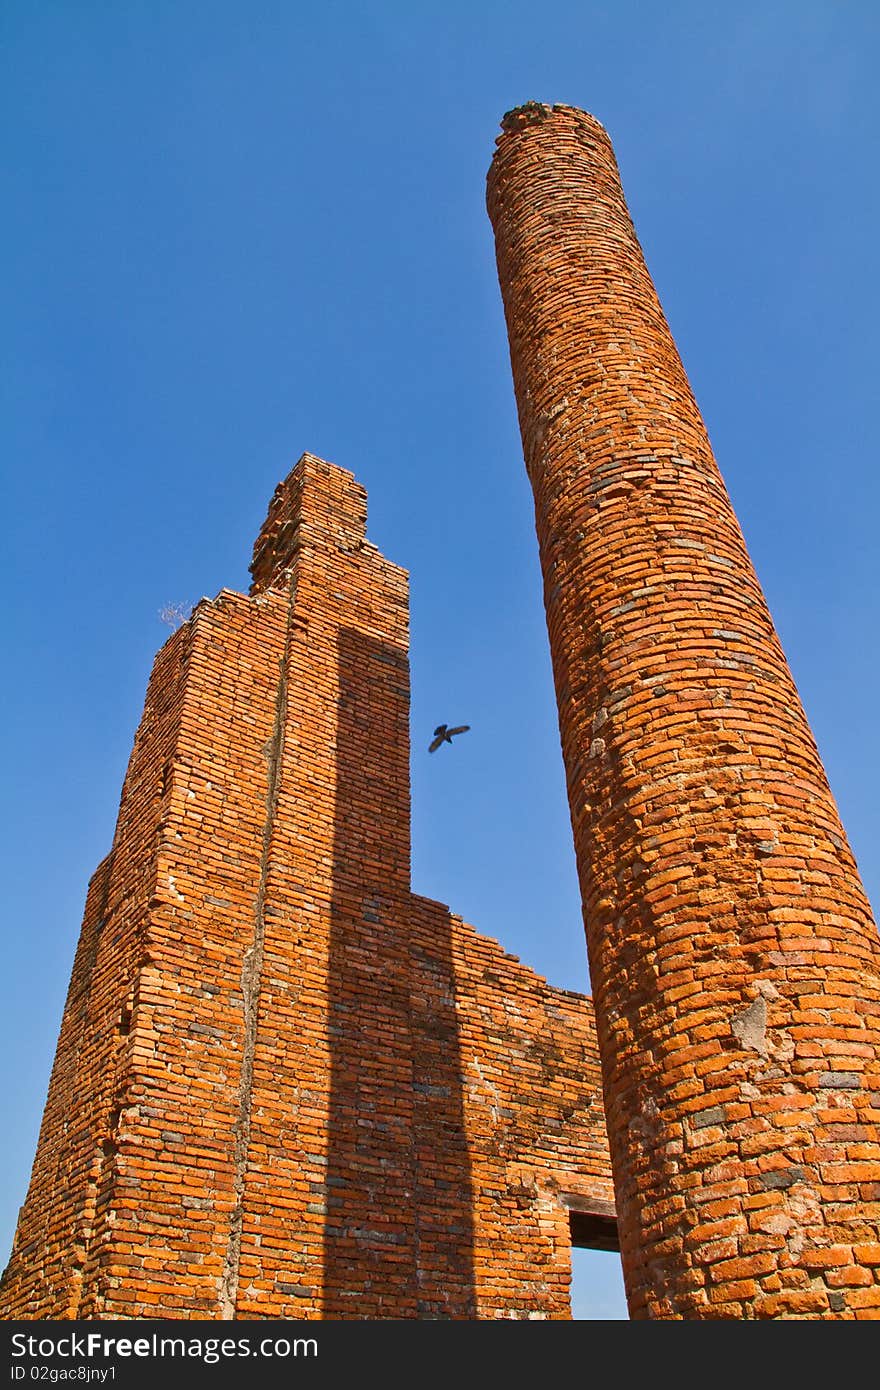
<box><xmin>566</xmin><ymin>1195</ymin><xmax>619</xmax><ymax>1252</ymax></box>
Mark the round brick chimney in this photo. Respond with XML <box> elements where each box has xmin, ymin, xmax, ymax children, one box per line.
<box><xmin>487</xmin><ymin>102</ymin><xmax>880</xmax><ymax>1319</ymax></box>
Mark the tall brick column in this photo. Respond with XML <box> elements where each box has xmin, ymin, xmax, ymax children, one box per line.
<box><xmin>487</xmin><ymin>102</ymin><xmax>880</xmax><ymax>1318</ymax></box>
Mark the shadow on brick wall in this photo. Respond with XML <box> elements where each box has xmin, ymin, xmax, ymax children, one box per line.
<box><xmin>322</xmin><ymin>628</ymin><xmax>476</xmax><ymax>1317</ymax></box>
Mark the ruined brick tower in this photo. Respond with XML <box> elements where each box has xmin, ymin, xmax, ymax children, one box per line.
<box><xmin>0</xmin><ymin>453</ymin><xmax>615</xmax><ymax>1321</ymax></box>
<box><xmin>487</xmin><ymin>102</ymin><xmax>880</xmax><ymax>1318</ymax></box>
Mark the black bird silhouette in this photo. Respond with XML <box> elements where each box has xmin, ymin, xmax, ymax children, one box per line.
<box><xmin>429</xmin><ymin>723</ymin><xmax>470</xmax><ymax>753</ymax></box>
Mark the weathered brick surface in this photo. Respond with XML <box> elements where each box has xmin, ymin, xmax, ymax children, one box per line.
<box><xmin>0</xmin><ymin>453</ymin><xmax>612</xmax><ymax>1320</ymax></box>
<box><xmin>486</xmin><ymin>101</ymin><xmax>880</xmax><ymax>1318</ymax></box>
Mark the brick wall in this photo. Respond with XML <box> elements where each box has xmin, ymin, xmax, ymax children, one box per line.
<box><xmin>487</xmin><ymin>101</ymin><xmax>880</xmax><ymax>1318</ymax></box>
<box><xmin>0</xmin><ymin>453</ymin><xmax>613</xmax><ymax>1320</ymax></box>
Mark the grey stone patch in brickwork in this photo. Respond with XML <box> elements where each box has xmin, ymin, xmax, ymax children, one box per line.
<box><xmin>691</xmin><ymin>1106</ymin><xmax>726</xmax><ymax>1130</ymax></box>
<box><xmin>758</xmin><ymin>1166</ymin><xmax>807</xmax><ymax>1190</ymax></box>
<box><xmin>370</xmin><ymin>649</ymin><xmax>406</xmax><ymax>667</ymax></box>
<box><xmin>731</xmin><ymin>996</ymin><xmax>767</xmax><ymax>1054</ymax></box>
<box><xmin>818</xmin><ymin>1072</ymin><xmax>860</xmax><ymax>1089</ymax></box>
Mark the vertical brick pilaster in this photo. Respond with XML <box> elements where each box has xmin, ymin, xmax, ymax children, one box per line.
<box><xmin>235</xmin><ymin>453</ymin><xmax>418</xmax><ymax>1317</ymax></box>
<box><xmin>487</xmin><ymin>101</ymin><xmax>880</xmax><ymax>1319</ymax></box>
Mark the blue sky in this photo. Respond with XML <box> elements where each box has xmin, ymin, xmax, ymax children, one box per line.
<box><xmin>2</xmin><ymin>1</ymin><xmax>878</xmax><ymax>1322</ymax></box>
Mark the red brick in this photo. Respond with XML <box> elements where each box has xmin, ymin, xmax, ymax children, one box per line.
<box><xmin>486</xmin><ymin>99</ymin><xmax>880</xmax><ymax>1318</ymax></box>
<box><xmin>0</xmin><ymin>455</ymin><xmax>614</xmax><ymax>1321</ymax></box>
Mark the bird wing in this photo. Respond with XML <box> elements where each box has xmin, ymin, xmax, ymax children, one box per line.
<box><xmin>428</xmin><ymin>735</ymin><xmax>444</xmax><ymax>753</ymax></box>
<box><xmin>447</xmin><ymin>725</ymin><xmax>470</xmax><ymax>737</ymax></box>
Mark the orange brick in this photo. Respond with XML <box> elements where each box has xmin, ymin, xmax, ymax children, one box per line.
<box><xmin>0</xmin><ymin>455</ymin><xmax>614</xmax><ymax>1321</ymax></box>
<box><xmin>486</xmin><ymin>99</ymin><xmax>880</xmax><ymax>1318</ymax></box>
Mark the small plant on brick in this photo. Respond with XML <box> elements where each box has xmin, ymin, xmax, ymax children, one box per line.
<box><xmin>158</xmin><ymin>600</ymin><xmax>192</xmax><ymax>631</ymax></box>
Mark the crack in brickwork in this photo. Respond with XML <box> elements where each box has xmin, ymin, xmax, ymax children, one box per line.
<box><xmin>219</xmin><ymin>576</ymin><xmax>298</xmax><ymax>1318</ymax></box>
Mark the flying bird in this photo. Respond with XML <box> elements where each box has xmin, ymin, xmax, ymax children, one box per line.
<box><xmin>429</xmin><ymin>723</ymin><xmax>470</xmax><ymax>753</ymax></box>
